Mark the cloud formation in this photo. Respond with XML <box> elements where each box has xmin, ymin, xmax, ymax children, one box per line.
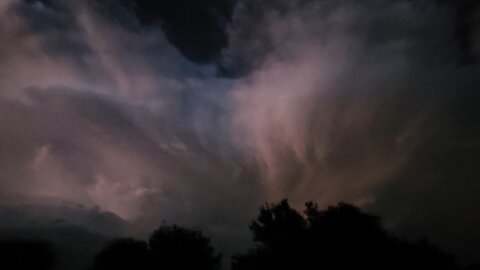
<box><xmin>0</xmin><ymin>0</ymin><xmax>479</xmax><ymax>265</ymax></box>
<box><xmin>226</xmin><ymin>0</ymin><xmax>480</xmax><ymax>261</ymax></box>
<box><xmin>226</xmin><ymin>0</ymin><xmax>480</xmax><ymax>262</ymax></box>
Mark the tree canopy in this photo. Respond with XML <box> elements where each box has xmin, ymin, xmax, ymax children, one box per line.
<box><xmin>233</xmin><ymin>199</ymin><xmax>458</xmax><ymax>270</ymax></box>
<box><xmin>93</xmin><ymin>225</ymin><xmax>220</xmax><ymax>270</ymax></box>
<box><xmin>92</xmin><ymin>200</ymin><xmax>479</xmax><ymax>270</ymax></box>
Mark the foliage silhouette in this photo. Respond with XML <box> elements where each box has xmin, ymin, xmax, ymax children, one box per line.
<box><xmin>149</xmin><ymin>225</ymin><xmax>221</xmax><ymax>270</ymax></box>
<box><xmin>94</xmin><ymin>238</ymin><xmax>150</xmax><ymax>270</ymax></box>
<box><xmin>233</xmin><ymin>199</ymin><xmax>458</xmax><ymax>270</ymax></box>
<box><xmin>93</xmin><ymin>225</ymin><xmax>220</xmax><ymax>270</ymax></box>
<box><xmin>0</xmin><ymin>239</ymin><xmax>54</xmax><ymax>270</ymax></box>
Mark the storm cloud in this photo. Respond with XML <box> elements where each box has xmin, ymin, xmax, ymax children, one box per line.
<box><xmin>0</xmin><ymin>0</ymin><xmax>479</xmax><ymax>267</ymax></box>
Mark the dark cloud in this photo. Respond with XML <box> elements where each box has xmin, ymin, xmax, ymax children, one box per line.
<box><xmin>372</xmin><ymin>76</ymin><xmax>480</xmax><ymax>262</ymax></box>
<box><xmin>438</xmin><ymin>0</ymin><xmax>480</xmax><ymax>64</ymax></box>
<box><xmin>132</xmin><ymin>0</ymin><xmax>237</xmax><ymax>63</ymax></box>
<box><xmin>0</xmin><ymin>201</ymin><xmax>128</xmax><ymax>270</ymax></box>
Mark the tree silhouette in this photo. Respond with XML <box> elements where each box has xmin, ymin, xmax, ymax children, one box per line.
<box><xmin>250</xmin><ymin>200</ymin><xmax>306</xmax><ymax>249</ymax></box>
<box><xmin>149</xmin><ymin>225</ymin><xmax>221</xmax><ymax>270</ymax></box>
<box><xmin>233</xmin><ymin>199</ymin><xmax>458</xmax><ymax>270</ymax></box>
<box><xmin>93</xmin><ymin>225</ymin><xmax>220</xmax><ymax>270</ymax></box>
<box><xmin>94</xmin><ymin>238</ymin><xmax>150</xmax><ymax>270</ymax></box>
<box><xmin>0</xmin><ymin>239</ymin><xmax>54</xmax><ymax>270</ymax></box>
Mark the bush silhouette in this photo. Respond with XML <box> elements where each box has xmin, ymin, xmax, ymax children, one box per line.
<box><xmin>0</xmin><ymin>239</ymin><xmax>54</xmax><ymax>270</ymax></box>
<box><xmin>93</xmin><ymin>225</ymin><xmax>220</xmax><ymax>270</ymax></box>
<box><xmin>233</xmin><ymin>199</ymin><xmax>457</xmax><ymax>270</ymax></box>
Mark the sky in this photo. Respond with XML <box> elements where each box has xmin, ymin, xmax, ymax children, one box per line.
<box><xmin>0</xmin><ymin>0</ymin><xmax>479</xmax><ymax>268</ymax></box>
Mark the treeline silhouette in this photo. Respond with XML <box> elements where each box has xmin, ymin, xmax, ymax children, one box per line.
<box><xmin>0</xmin><ymin>200</ymin><xmax>479</xmax><ymax>270</ymax></box>
<box><xmin>94</xmin><ymin>225</ymin><xmax>221</xmax><ymax>270</ymax></box>
<box><xmin>233</xmin><ymin>200</ymin><xmax>461</xmax><ymax>270</ymax></box>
